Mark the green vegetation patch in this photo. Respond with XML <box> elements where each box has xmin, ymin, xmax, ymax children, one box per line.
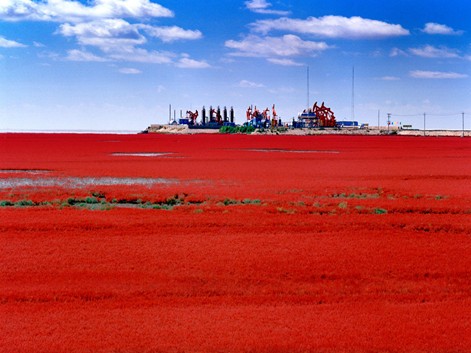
<box><xmin>219</xmin><ymin>125</ymin><xmax>255</xmax><ymax>134</ymax></box>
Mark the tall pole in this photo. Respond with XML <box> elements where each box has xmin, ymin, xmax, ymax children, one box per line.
<box><xmin>307</xmin><ymin>66</ymin><xmax>310</xmax><ymax>111</ymax></box>
<box><xmin>352</xmin><ymin>66</ymin><xmax>355</xmax><ymax>121</ymax></box>
<box><xmin>387</xmin><ymin>113</ymin><xmax>391</xmax><ymax>133</ymax></box>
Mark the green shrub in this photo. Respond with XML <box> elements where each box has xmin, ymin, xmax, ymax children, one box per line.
<box><xmin>15</xmin><ymin>200</ymin><xmax>35</xmax><ymax>207</ymax></box>
<box><xmin>152</xmin><ymin>204</ymin><xmax>172</xmax><ymax>210</ymax></box>
<box><xmin>91</xmin><ymin>191</ymin><xmax>106</xmax><ymax>199</ymax></box>
<box><xmin>67</xmin><ymin>197</ymin><xmax>80</xmax><ymax>205</ymax></box>
<box><xmin>219</xmin><ymin>125</ymin><xmax>255</xmax><ymax>134</ymax></box>
<box><xmin>85</xmin><ymin>196</ymin><xmax>99</xmax><ymax>204</ymax></box>
<box><xmin>242</xmin><ymin>198</ymin><xmax>261</xmax><ymax>205</ymax></box>
<box><xmin>165</xmin><ymin>194</ymin><xmax>183</xmax><ymax>206</ymax></box>
<box><xmin>223</xmin><ymin>198</ymin><xmax>238</xmax><ymax>206</ymax></box>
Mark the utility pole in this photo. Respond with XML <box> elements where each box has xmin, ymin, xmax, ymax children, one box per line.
<box><xmin>307</xmin><ymin>66</ymin><xmax>310</xmax><ymax>111</ymax></box>
<box><xmin>387</xmin><ymin>113</ymin><xmax>391</xmax><ymax>133</ymax></box>
<box><xmin>351</xmin><ymin>66</ymin><xmax>355</xmax><ymax>121</ymax></box>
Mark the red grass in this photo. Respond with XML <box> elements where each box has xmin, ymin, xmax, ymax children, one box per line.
<box><xmin>1</xmin><ymin>133</ymin><xmax>471</xmax><ymax>352</ymax></box>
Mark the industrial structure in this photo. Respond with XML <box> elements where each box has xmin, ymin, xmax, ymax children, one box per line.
<box><xmin>176</xmin><ymin>106</ymin><xmax>235</xmax><ymax>129</ymax></box>
<box><xmin>295</xmin><ymin>102</ymin><xmax>337</xmax><ymax>128</ymax></box>
<box><xmin>167</xmin><ymin>101</ymin><xmax>357</xmax><ymax>130</ymax></box>
<box><xmin>245</xmin><ymin>104</ymin><xmax>281</xmax><ymax>128</ymax></box>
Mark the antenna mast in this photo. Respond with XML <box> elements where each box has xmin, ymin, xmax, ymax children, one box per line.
<box><xmin>351</xmin><ymin>66</ymin><xmax>355</xmax><ymax>121</ymax></box>
<box><xmin>307</xmin><ymin>66</ymin><xmax>310</xmax><ymax>110</ymax></box>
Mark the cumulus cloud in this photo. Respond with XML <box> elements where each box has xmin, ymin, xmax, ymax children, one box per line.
<box><xmin>0</xmin><ymin>0</ymin><xmax>173</xmax><ymax>22</ymax></box>
<box><xmin>380</xmin><ymin>76</ymin><xmax>400</xmax><ymax>81</ymax></box>
<box><xmin>176</xmin><ymin>56</ymin><xmax>210</xmax><ymax>69</ymax></box>
<box><xmin>65</xmin><ymin>49</ymin><xmax>108</xmax><ymax>61</ymax></box>
<box><xmin>251</xmin><ymin>16</ymin><xmax>410</xmax><ymax>39</ymax></box>
<box><xmin>225</xmin><ymin>34</ymin><xmax>330</xmax><ymax>58</ymax></box>
<box><xmin>409</xmin><ymin>45</ymin><xmax>460</xmax><ymax>58</ymax></box>
<box><xmin>118</xmin><ymin>67</ymin><xmax>141</xmax><ymax>74</ymax></box>
<box><xmin>0</xmin><ymin>0</ymin><xmax>207</xmax><ymax>68</ymax></box>
<box><xmin>0</xmin><ymin>35</ymin><xmax>26</xmax><ymax>47</ymax></box>
<box><xmin>409</xmin><ymin>70</ymin><xmax>468</xmax><ymax>79</ymax></box>
<box><xmin>238</xmin><ymin>80</ymin><xmax>265</xmax><ymax>88</ymax></box>
<box><xmin>267</xmin><ymin>58</ymin><xmax>303</xmax><ymax>66</ymax></box>
<box><xmin>390</xmin><ymin>47</ymin><xmax>408</xmax><ymax>57</ymax></box>
<box><xmin>58</xmin><ymin>19</ymin><xmax>205</xmax><ymax>66</ymax></box>
<box><xmin>245</xmin><ymin>0</ymin><xmax>290</xmax><ymax>16</ymax></box>
<box><xmin>139</xmin><ymin>25</ymin><xmax>202</xmax><ymax>43</ymax></box>
<box><xmin>422</xmin><ymin>23</ymin><xmax>463</xmax><ymax>35</ymax></box>
<box><xmin>59</xmin><ymin>19</ymin><xmax>147</xmax><ymax>52</ymax></box>
<box><xmin>109</xmin><ymin>47</ymin><xmax>174</xmax><ymax>64</ymax></box>
<box><xmin>0</xmin><ymin>1</ymin><xmax>213</xmax><ymax>69</ymax></box>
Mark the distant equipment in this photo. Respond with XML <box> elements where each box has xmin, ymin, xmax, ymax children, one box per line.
<box><xmin>296</xmin><ymin>101</ymin><xmax>337</xmax><ymax>128</ymax></box>
<box><xmin>337</xmin><ymin>121</ymin><xmax>359</xmax><ymax>128</ymax></box>
<box><xmin>245</xmin><ymin>104</ymin><xmax>281</xmax><ymax>128</ymax></box>
<box><xmin>178</xmin><ymin>106</ymin><xmax>235</xmax><ymax>129</ymax></box>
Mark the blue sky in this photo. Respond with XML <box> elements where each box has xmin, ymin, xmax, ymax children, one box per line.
<box><xmin>1</xmin><ymin>0</ymin><xmax>470</xmax><ymax>131</ymax></box>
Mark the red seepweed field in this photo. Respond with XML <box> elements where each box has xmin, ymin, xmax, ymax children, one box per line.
<box><xmin>1</xmin><ymin>133</ymin><xmax>471</xmax><ymax>352</ymax></box>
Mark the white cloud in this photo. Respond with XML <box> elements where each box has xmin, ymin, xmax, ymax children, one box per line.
<box><xmin>409</xmin><ymin>45</ymin><xmax>460</xmax><ymax>58</ymax></box>
<box><xmin>109</xmin><ymin>48</ymin><xmax>174</xmax><ymax>64</ymax></box>
<box><xmin>251</xmin><ymin>16</ymin><xmax>410</xmax><ymax>39</ymax></box>
<box><xmin>176</xmin><ymin>56</ymin><xmax>210</xmax><ymax>69</ymax></box>
<box><xmin>409</xmin><ymin>70</ymin><xmax>468</xmax><ymax>79</ymax></box>
<box><xmin>0</xmin><ymin>0</ymin><xmax>173</xmax><ymax>22</ymax></box>
<box><xmin>225</xmin><ymin>34</ymin><xmax>330</xmax><ymax>58</ymax></box>
<box><xmin>59</xmin><ymin>19</ymin><xmax>146</xmax><ymax>52</ymax></box>
<box><xmin>139</xmin><ymin>25</ymin><xmax>202</xmax><ymax>42</ymax></box>
<box><xmin>267</xmin><ymin>58</ymin><xmax>303</xmax><ymax>66</ymax></box>
<box><xmin>1</xmin><ymin>1</ymin><xmax>204</xmax><ymax>68</ymax></box>
<box><xmin>57</xmin><ymin>19</ymin><xmax>203</xmax><ymax>65</ymax></box>
<box><xmin>379</xmin><ymin>76</ymin><xmax>400</xmax><ymax>81</ymax></box>
<box><xmin>65</xmin><ymin>49</ymin><xmax>108</xmax><ymax>61</ymax></box>
<box><xmin>238</xmin><ymin>80</ymin><xmax>265</xmax><ymax>88</ymax></box>
<box><xmin>0</xmin><ymin>36</ymin><xmax>26</xmax><ymax>48</ymax></box>
<box><xmin>390</xmin><ymin>47</ymin><xmax>408</xmax><ymax>57</ymax></box>
<box><xmin>118</xmin><ymin>67</ymin><xmax>141</xmax><ymax>74</ymax></box>
<box><xmin>245</xmin><ymin>0</ymin><xmax>290</xmax><ymax>16</ymax></box>
<box><xmin>422</xmin><ymin>23</ymin><xmax>463</xmax><ymax>35</ymax></box>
